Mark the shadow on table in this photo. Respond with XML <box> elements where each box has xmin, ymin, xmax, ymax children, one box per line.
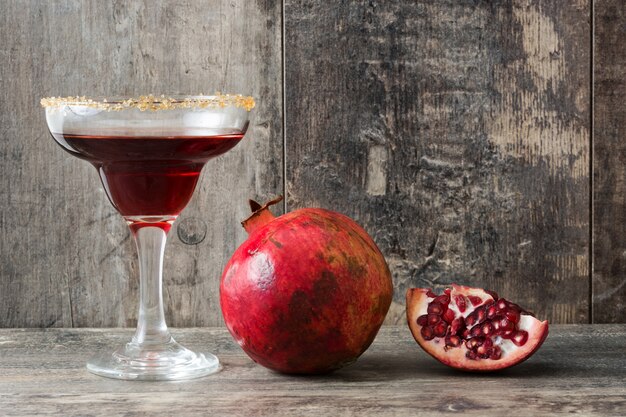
<box><xmin>311</xmin><ymin>352</ymin><xmax>616</xmax><ymax>382</ymax></box>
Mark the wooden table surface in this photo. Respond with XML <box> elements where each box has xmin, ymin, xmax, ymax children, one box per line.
<box><xmin>0</xmin><ymin>325</ymin><xmax>624</xmax><ymax>416</ymax></box>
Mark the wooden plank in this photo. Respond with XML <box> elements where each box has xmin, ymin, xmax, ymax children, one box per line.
<box><xmin>592</xmin><ymin>0</ymin><xmax>626</xmax><ymax>322</ymax></box>
<box><xmin>285</xmin><ymin>0</ymin><xmax>590</xmax><ymax>324</ymax></box>
<box><xmin>0</xmin><ymin>326</ymin><xmax>625</xmax><ymax>416</ymax></box>
<box><xmin>0</xmin><ymin>0</ymin><xmax>283</xmax><ymax>327</ymax></box>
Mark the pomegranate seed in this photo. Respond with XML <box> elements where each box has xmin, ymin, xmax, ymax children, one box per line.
<box><xmin>486</xmin><ymin>303</ymin><xmax>498</xmax><ymax>319</ymax></box>
<box><xmin>512</xmin><ymin>330</ymin><xmax>528</xmax><ymax>346</ymax></box>
<box><xmin>465</xmin><ymin>339</ymin><xmax>477</xmax><ymax>349</ymax></box>
<box><xmin>496</xmin><ymin>299</ymin><xmax>508</xmax><ymax>311</ymax></box>
<box><xmin>434</xmin><ymin>294</ymin><xmax>450</xmax><ymax>305</ymax></box>
<box><xmin>421</xmin><ymin>326</ymin><xmax>435</xmax><ymax>341</ymax></box>
<box><xmin>454</xmin><ymin>295</ymin><xmax>467</xmax><ymax>313</ymax></box>
<box><xmin>476</xmin><ymin>345</ymin><xmax>491</xmax><ymax>358</ymax></box>
<box><xmin>485</xmin><ymin>289</ymin><xmax>499</xmax><ymax>301</ymax></box>
<box><xmin>465</xmin><ymin>313</ymin><xmax>477</xmax><ymax>327</ymax></box>
<box><xmin>446</xmin><ymin>335</ymin><xmax>462</xmax><ymax>347</ymax></box>
<box><xmin>490</xmin><ymin>346</ymin><xmax>502</xmax><ymax>360</ymax></box>
<box><xmin>444</xmin><ymin>288</ymin><xmax>451</xmax><ymax>295</ymax></box>
<box><xmin>428</xmin><ymin>314</ymin><xmax>440</xmax><ymax>325</ymax></box>
<box><xmin>466</xmin><ymin>350</ymin><xmax>478</xmax><ymax>360</ymax></box>
<box><xmin>483</xmin><ymin>337</ymin><xmax>493</xmax><ymax>348</ymax></box>
<box><xmin>461</xmin><ymin>329</ymin><xmax>471</xmax><ymax>339</ymax></box>
<box><xmin>450</xmin><ymin>317</ymin><xmax>465</xmax><ymax>335</ymax></box>
<box><xmin>468</xmin><ymin>295</ymin><xmax>483</xmax><ymax>306</ymax></box>
<box><xmin>442</xmin><ymin>309</ymin><xmax>455</xmax><ymax>324</ymax></box>
<box><xmin>492</xmin><ymin>320</ymin><xmax>501</xmax><ymax>331</ymax></box>
<box><xmin>499</xmin><ymin>318</ymin><xmax>515</xmax><ymax>332</ymax></box>
<box><xmin>417</xmin><ymin>315</ymin><xmax>429</xmax><ymax>326</ymax></box>
<box><xmin>482</xmin><ymin>322</ymin><xmax>494</xmax><ymax>336</ymax></box>
<box><xmin>427</xmin><ymin>302</ymin><xmax>444</xmax><ymax>315</ymax></box>
<box><xmin>475</xmin><ymin>307</ymin><xmax>486</xmax><ymax>324</ymax></box>
<box><xmin>426</xmin><ymin>289</ymin><xmax>437</xmax><ymax>298</ymax></box>
<box><xmin>505</xmin><ymin>309</ymin><xmax>520</xmax><ymax>323</ymax></box>
<box><xmin>471</xmin><ymin>326</ymin><xmax>482</xmax><ymax>338</ymax></box>
<box><xmin>502</xmin><ymin>329</ymin><xmax>515</xmax><ymax>339</ymax></box>
<box><xmin>433</xmin><ymin>322</ymin><xmax>447</xmax><ymax>338</ymax></box>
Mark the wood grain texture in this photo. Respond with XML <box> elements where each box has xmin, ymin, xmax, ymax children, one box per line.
<box><xmin>285</xmin><ymin>0</ymin><xmax>590</xmax><ymax>325</ymax></box>
<box><xmin>0</xmin><ymin>0</ymin><xmax>283</xmax><ymax>327</ymax></box>
<box><xmin>0</xmin><ymin>326</ymin><xmax>625</xmax><ymax>416</ymax></box>
<box><xmin>593</xmin><ymin>0</ymin><xmax>626</xmax><ymax>322</ymax></box>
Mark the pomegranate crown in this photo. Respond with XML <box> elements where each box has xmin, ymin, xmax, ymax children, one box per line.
<box><xmin>241</xmin><ymin>195</ymin><xmax>283</xmax><ymax>234</ymax></box>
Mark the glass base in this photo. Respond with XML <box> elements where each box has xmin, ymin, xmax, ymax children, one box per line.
<box><xmin>86</xmin><ymin>338</ymin><xmax>220</xmax><ymax>381</ymax></box>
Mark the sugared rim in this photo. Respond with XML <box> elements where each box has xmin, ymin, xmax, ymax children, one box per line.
<box><xmin>40</xmin><ymin>93</ymin><xmax>255</xmax><ymax>112</ymax></box>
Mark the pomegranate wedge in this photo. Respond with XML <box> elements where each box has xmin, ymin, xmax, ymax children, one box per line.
<box><xmin>407</xmin><ymin>284</ymin><xmax>549</xmax><ymax>371</ymax></box>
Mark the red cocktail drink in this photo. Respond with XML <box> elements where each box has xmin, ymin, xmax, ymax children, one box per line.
<box><xmin>53</xmin><ymin>130</ymin><xmax>243</xmax><ymax>218</ymax></box>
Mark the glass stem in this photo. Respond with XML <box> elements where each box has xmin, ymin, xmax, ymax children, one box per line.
<box><xmin>130</xmin><ymin>225</ymin><xmax>172</xmax><ymax>346</ymax></box>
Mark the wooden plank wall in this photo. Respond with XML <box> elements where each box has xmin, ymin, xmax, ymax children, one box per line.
<box><xmin>285</xmin><ymin>0</ymin><xmax>590</xmax><ymax>324</ymax></box>
<box><xmin>593</xmin><ymin>0</ymin><xmax>626</xmax><ymax>322</ymax></box>
<box><xmin>0</xmin><ymin>0</ymin><xmax>622</xmax><ymax>327</ymax></box>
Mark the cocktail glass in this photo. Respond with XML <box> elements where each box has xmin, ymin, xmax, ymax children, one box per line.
<box><xmin>41</xmin><ymin>94</ymin><xmax>254</xmax><ymax>380</ymax></box>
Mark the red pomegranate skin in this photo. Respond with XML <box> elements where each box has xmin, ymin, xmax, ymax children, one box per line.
<box><xmin>220</xmin><ymin>203</ymin><xmax>393</xmax><ymax>374</ymax></box>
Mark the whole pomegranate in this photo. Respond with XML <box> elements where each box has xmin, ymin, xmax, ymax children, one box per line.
<box><xmin>220</xmin><ymin>197</ymin><xmax>393</xmax><ymax>374</ymax></box>
<box><xmin>407</xmin><ymin>284</ymin><xmax>549</xmax><ymax>371</ymax></box>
